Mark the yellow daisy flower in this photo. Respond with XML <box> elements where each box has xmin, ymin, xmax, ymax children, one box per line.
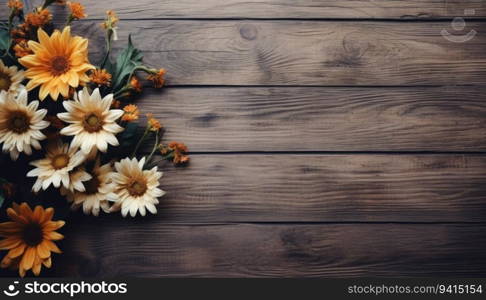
<box><xmin>19</xmin><ymin>27</ymin><xmax>94</xmax><ymax>101</ymax></box>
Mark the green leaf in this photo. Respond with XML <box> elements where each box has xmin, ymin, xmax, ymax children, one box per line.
<box><xmin>111</xmin><ymin>35</ymin><xmax>143</xmax><ymax>92</ymax></box>
<box><xmin>0</xmin><ymin>25</ymin><xmax>10</xmax><ymax>53</ymax></box>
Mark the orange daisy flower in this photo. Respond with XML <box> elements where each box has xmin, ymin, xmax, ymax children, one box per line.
<box><xmin>0</xmin><ymin>203</ymin><xmax>65</xmax><ymax>277</ymax></box>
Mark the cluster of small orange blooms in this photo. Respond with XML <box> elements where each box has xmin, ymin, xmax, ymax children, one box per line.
<box><xmin>160</xmin><ymin>142</ymin><xmax>190</xmax><ymax>165</ymax></box>
<box><xmin>90</xmin><ymin>69</ymin><xmax>112</xmax><ymax>86</ymax></box>
<box><xmin>121</xmin><ymin>104</ymin><xmax>140</xmax><ymax>122</ymax></box>
<box><xmin>66</xmin><ymin>1</ymin><xmax>87</xmax><ymax>20</ymax></box>
<box><xmin>147</xmin><ymin>113</ymin><xmax>162</xmax><ymax>132</ymax></box>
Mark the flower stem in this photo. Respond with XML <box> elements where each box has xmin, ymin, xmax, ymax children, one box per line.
<box><xmin>100</xmin><ymin>30</ymin><xmax>113</xmax><ymax>69</ymax></box>
<box><xmin>146</xmin><ymin>130</ymin><xmax>160</xmax><ymax>165</ymax></box>
<box><xmin>131</xmin><ymin>127</ymin><xmax>149</xmax><ymax>158</ymax></box>
<box><xmin>65</xmin><ymin>15</ymin><xmax>74</xmax><ymax>27</ymax></box>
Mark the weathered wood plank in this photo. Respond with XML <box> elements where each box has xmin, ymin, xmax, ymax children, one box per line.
<box><xmin>5</xmin><ymin>0</ymin><xmax>486</xmax><ymax>20</ymax></box>
<box><xmin>139</xmin><ymin>86</ymin><xmax>486</xmax><ymax>152</ymax></box>
<box><xmin>78</xmin><ymin>20</ymin><xmax>486</xmax><ymax>86</ymax></box>
<box><xmin>49</xmin><ymin>224</ymin><xmax>486</xmax><ymax>277</ymax></box>
<box><xmin>38</xmin><ymin>154</ymin><xmax>485</xmax><ymax>223</ymax></box>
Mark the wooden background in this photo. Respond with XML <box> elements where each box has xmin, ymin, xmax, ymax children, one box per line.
<box><xmin>2</xmin><ymin>0</ymin><xmax>486</xmax><ymax>277</ymax></box>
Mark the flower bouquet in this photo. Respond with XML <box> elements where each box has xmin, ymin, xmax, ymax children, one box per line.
<box><xmin>0</xmin><ymin>0</ymin><xmax>189</xmax><ymax>277</ymax></box>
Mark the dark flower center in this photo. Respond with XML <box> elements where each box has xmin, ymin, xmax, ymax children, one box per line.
<box><xmin>127</xmin><ymin>179</ymin><xmax>147</xmax><ymax>197</ymax></box>
<box><xmin>84</xmin><ymin>176</ymin><xmax>100</xmax><ymax>195</ymax></box>
<box><xmin>52</xmin><ymin>154</ymin><xmax>70</xmax><ymax>170</ymax></box>
<box><xmin>7</xmin><ymin>111</ymin><xmax>30</xmax><ymax>134</ymax></box>
<box><xmin>0</xmin><ymin>72</ymin><xmax>12</xmax><ymax>91</ymax></box>
<box><xmin>50</xmin><ymin>56</ymin><xmax>70</xmax><ymax>76</ymax></box>
<box><xmin>83</xmin><ymin>114</ymin><xmax>103</xmax><ymax>133</ymax></box>
<box><xmin>22</xmin><ymin>223</ymin><xmax>43</xmax><ymax>247</ymax></box>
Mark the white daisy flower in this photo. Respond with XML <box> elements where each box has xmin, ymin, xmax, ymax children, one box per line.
<box><xmin>27</xmin><ymin>141</ymin><xmax>90</xmax><ymax>192</ymax></box>
<box><xmin>66</xmin><ymin>159</ymin><xmax>115</xmax><ymax>216</ymax></box>
<box><xmin>57</xmin><ymin>87</ymin><xmax>124</xmax><ymax>154</ymax></box>
<box><xmin>0</xmin><ymin>59</ymin><xmax>25</xmax><ymax>97</ymax></box>
<box><xmin>108</xmin><ymin>157</ymin><xmax>165</xmax><ymax>217</ymax></box>
<box><xmin>0</xmin><ymin>89</ymin><xmax>49</xmax><ymax>160</ymax></box>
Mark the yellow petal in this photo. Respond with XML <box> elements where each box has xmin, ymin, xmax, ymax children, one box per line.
<box><xmin>0</xmin><ymin>238</ymin><xmax>21</xmax><ymax>250</ymax></box>
<box><xmin>7</xmin><ymin>243</ymin><xmax>26</xmax><ymax>258</ymax></box>
<box><xmin>21</xmin><ymin>246</ymin><xmax>36</xmax><ymax>270</ymax></box>
<box><xmin>36</xmin><ymin>242</ymin><xmax>50</xmax><ymax>259</ymax></box>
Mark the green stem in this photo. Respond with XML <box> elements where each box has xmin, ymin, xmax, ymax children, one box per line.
<box><xmin>146</xmin><ymin>131</ymin><xmax>160</xmax><ymax>165</ymax></box>
<box><xmin>100</xmin><ymin>30</ymin><xmax>113</xmax><ymax>69</ymax></box>
<box><xmin>65</xmin><ymin>15</ymin><xmax>74</xmax><ymax>26</ymax></box>
<box><xmin>148</xmin><ymin>153</ymin><xmax>174</xmax><ymax>167</ymax></box>
<box><xmin>131</xmin><ymin>127</ymin><xmax>149</xmax><ymax>158</ymax></box>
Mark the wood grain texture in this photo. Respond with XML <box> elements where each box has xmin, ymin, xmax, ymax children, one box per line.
<box><xmin>67</xmin><ymin>154</ymin><xmax>486</xmax><ymax>223</ymax></box>
<box><xmin>138</xmin><ymin>86</ymin><xmax>486</xmax><ymax>151</ymax></box>
<box><xmin>6</xmin><ymin>0</ymin><xmax>486</xmax><ymax>19</ymax></box>
<box><xmin>77</xmin><ymin>20</ymin><xmax>486</xmax><ymax>86</ymax></box>
<box><xmin>48</xmin><ymin>223</ymin><xmax>486</xmax><ymax>277</ymax></box>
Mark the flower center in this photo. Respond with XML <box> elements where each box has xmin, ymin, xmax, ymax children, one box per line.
<box><xmin>83</xmin><ymin>113</ymin><xmax>103</xmax><ymax>133</ymax></box>
<box><xmin>84</xmin><ymin>176</ymin><xmax>100</xmax><ymax>195</ymax></box>
<box><xmin>50</xmin><ymin>56</ymin><xmax>70</xmax><ymax>76</ymax></box>
<box><xmin>22</xmin><ymin>223</ymin><xmax>43</xmax><ymax>247</ymax></box>
<box><xmin>52</xmin><ymin>154</ymin><xmax>70</xmax><ymax>170</ymax></box>
<box><xmin>7</xmin><ymin>111</ymin><xmax>30</xmax><ymax>134</ymax></box>
<box><xmin>127</xmin><ymin>179</ymin><xmax>147</xmax><ymax>197</ymax></box>
<box><xmin>0</xmin><ymin>72</ymin><xmax>11</xmax><ymax>91</ymax></box>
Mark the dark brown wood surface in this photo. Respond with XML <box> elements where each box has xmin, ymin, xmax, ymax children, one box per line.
<box><xmin>138</xmin><ymin>86</ymin><xmax>486</xmax><ymax>151</ymax></box>
<box><xmin>77</xmin><ymin>20</ymin><xmax>486</xmax><ymax>86</ymax></box>
<box><xmin>2</xmin><ymin>0</ymin><xmax>486</xmax><ymax>277</ymax></box>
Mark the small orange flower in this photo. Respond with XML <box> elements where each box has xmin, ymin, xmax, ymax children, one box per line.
<box><xmin>67</xmin><ymin>1</ymin><xmax>86</xmax><ymax>20</ymax></box>
<box><xmin>13</xmin><ymin>40</ymin><xmax>32</xmax><ymax>58</ymax></box>
<box><xmin>147</xmin><ymin>68</ymin><xmax>166</xmax><ymax>88</ymax></box>
<box><xmin>102</xmin><ymin>10</ymin><xmax>119</xmax><ymax>29</ymax></box>
<box><xmin>129</xmin><ymin>76</ymin><xmax>143</xmax><ymax>93</ymax></box>
<box><xmin>122</xmin><ymin>104</ymin><xmax>139</xmax><ymax>122</ymax></box>
<box><xmin>25</xmin><ymin>9</ymin><xmax>52</xmax><ymax>27</ymax></box>
<box><xmin>146</xmin><ymin>113</ymin><xmax>162</xmax><ymax>131</ymax></box>
<box><xmin>7</xmin><ymin>0</ymin><xmax>23</xmax><ymax>11</ymax></box>
<box><xmin>90</xmin><ymin>69</ymin><xmax>112</xmax><ymax>86</ymax></box>
<box><xmin>168</xmin><ymin>141</ymin><xmax>189</xmax><ymax>164</ymax></box>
